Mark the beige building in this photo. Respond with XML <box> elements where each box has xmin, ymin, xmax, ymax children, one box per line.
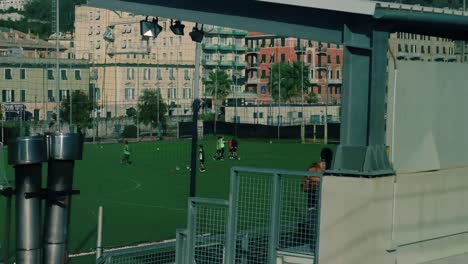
<box><xmin>0</xmin><ymin>28</ymin><xmax>89</xmax><ymax>121</ymax></box>
<box><xmin>0</xmin><ymin>57</ymin><xmax>90</xmax><ymax>121</ymax></box>
<box><xmin>0</xmin><ymin>0</ymin><xmax>29</xmax><ymax>11</ymax></box>
<box><xmin>389</xmin><ymin>32</ymin><xmax>457</xmax><ymax>62</ymax></box>
<box><xmin>74</xmin><ymin>5</ymin><xmax>199</xmax><ymax>118</ymax></box>
<box><xmin>225</xmin><ymin>105</ymin><xmax>340</xmax><ymax>125</ymax></box>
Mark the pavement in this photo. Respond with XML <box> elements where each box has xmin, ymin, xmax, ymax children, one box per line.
<box><xmin>422</xmin><ymin>253</ymin><xmax>468</xmax><ymax>264</ymax></box>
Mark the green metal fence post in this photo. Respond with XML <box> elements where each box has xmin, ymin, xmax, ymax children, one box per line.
<box><xmin>315</xmin><ymin>175</ymin><xmax>324</xmax><ymax>264</ymax></box>
<box><xmin>226</xmin><ymin>168</ymin><xmax>240</xmax><ymax>263</ymax></box>
<box><xmin>175</xmin><ymin>229</ymin><xmax>187</xmax><ymax>264</ymax></box>
<box><xmin>186</xmin><ymin>199</ymin><xmax>197</xmax><ymax>264</ymax></box>
<box><xmin>268</xmin><ymin>173</ymin><xmax>282</xmax><ymax>263</ymax></box>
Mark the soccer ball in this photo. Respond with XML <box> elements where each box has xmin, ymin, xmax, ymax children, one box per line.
<box><xmin>157</xmin><ymin>148</ymin><xmax>160</xmax><ymax>151</ymax></box>
<box><xmin>269</xmin><ymin>141</ymin><xmax>272</xmax><ymax>144</ymax></box>
<box><xmin>175</xmin><ymin>166</ymin><xmax>180</xmax><ymax>171</ymax></box>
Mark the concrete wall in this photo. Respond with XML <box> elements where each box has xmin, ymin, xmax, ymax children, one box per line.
<box><xmin>394</xmin><ymin>167</ymin><xmax>468</xmax><ymax>264</ymax></box>
<box><xmin>386</xmin><ymin>60</ymin><xmax>468</xmax><ymax>173</ymax></box>
<box><xmin>319</xmin><ymin>176</ymin><xmax>394</xmax><ymax>264</ymax></box>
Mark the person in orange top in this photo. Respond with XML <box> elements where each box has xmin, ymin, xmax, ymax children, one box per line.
<box><xmin>304</xmin><ymin>148</ymin><xmax>332</xmax><ymax>210</ymax></box>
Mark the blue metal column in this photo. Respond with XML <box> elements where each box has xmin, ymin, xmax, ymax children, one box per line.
<box><xmin>332</xmin><ymin>22</ymin><xmax>393</xmax><ymax>176</ymax></box>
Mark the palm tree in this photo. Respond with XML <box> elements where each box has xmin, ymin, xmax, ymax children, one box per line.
<box><xmin>203</xmin><ymin>69</ymin><xmax>233</xmax><ymax>122</ymax></box>
<box><xmin>268</xmin><ymin>61</ymin><xmax>310</xmax><ymax>103</ymax></box>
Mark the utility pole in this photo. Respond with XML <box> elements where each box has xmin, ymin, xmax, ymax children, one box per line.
<box><xmin>277</xmin><ymin>45</ymin><xmax>281</xmax><ymax>140</ymax></box>
<box><xmin>54</xmin><ymin>0</ymin><xmax>61</xmax><ymax>131</ymax></box>
<box><xmin>462</xmin><ymin>0</ymin><xmax>466</xmax><ymax>62</ymax></box>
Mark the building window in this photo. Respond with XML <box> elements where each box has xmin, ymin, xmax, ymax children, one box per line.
<box><xmin>157</xmin><ymin>69</ymin><xmax>163</xmax><ymax>80</ymax></box>
<box><xmin>281</xmin><ymin>54</ymin><xmax>285</xmax><ymax>62</ymax></box>
<box><xmin>95</xmin><ymin>88</ymin><xmax>101</xmax><ymax>100</ymax></box>
<box><xmin>48</xmin><ymin>90</ymin><xmax>54</xmax><ymax>102</ymax></box>
<box><xmin>281</xmin><ymin>38</ymin><xmax>285</xmax><ymax>47</ymax></box>
<box><xmin>72</xmin><ymin>70</ymin><xmax>81</xmax><ymax>81</ymax></box>
<box><xmin>183</xmin><ymin>87</ymin><xmax>192</xmax><ymax>99</ymax></box>
<box><xmin>405</xmin><ymin>44</ymin><xmax>409</xmax><ymax>53</ymax></box>
<box><xmin>436</xmin><ymin>46</ymin><xmax>440</xmax><ymax>54</ymax></box>
<box><xmin>4</xmin><ymin>69</ymin><xmax>11</xmax><ymax>80</ymax></box>
<box><xmin>20</xmin><ymin>90</ymin><xmax>25</xmax><ymax>102</ymax></box>
<box><xmin>270</xmin><ymin>54</ymin><xmax>275</xmax><ymax>63</ymax></box>
<box><xmin>336</xmin><ymin>55</ymin><xmax>341</xmax><ymax>64</ymax></box>
<box><xmin>1</xmin><ymin>90</ymin><xmax>14</xmax><ymax>102</ymax></box>
<box><xmin>124</xmin><ymin>88</ymin><xmax>135</xmax><ymax>100</ymax></box>
<box><xmin>127</xmin><ymin>68</ymin><xmax>135</xmax><ymax>80</ymax></box>
<box><xmin>20</xmin><ymin>69</ymin><xmax>26</xmax><ymax>80</ymax></box>
<box><xmin>168</xmin><ymin>87</ymin><xmax>177</xmax><ymax>99</ymax></box>
<box><xmin>261</xmin><ymin>70</ymin><xmax>266</xmax><ymax>78</ymax></box>
<box><xmin>421</xmin><ymin>46</ymin><xmax>425</xmax><ymax>54</ymax></box>
<box><xmin>428</xmin><ymin>46</ymin><xmax>431</xmax><ymax>53</ymax></box>
<box><xmin>317</xmin><ymin>86</ymin><xmax>322</xmax><ymax>94</ymax></box>
<box><xmin>260</xmin><ymin>39</ymin><xmax>265</xmax><ymax>47</ymax></box>
<box><xmin>184</xmin><ymin>70</ymin><xmax>190</xmax><ymax>80</ymax></box>
<box><xmin>169</xmin><ymin>69</ymin><xmax>175</xmax><ymax>80</ymax></box>
<box><xmin>307</xmin><ymin>54</ymin><xmax>312</xmax><ymax>63</ymax></box>
<box><xmin>60</xmin><ymin>69</ymin><xmax>67</xmax><ymax>80</ymax></box>
<box><xmin>59</xmin><ymin>90</ymin><xmax>70</xmax><ymax>101</ymax></box>
<box><xmin>143</xmin><ymin>68</ymin><xmax>151</xmax><ymax>80</ymax></box>
<box><xmin>336</xmin><ymin>69</ymin><xmax>340</xmax><ymax>79</ymax></box>
<box><xmin>47</xmin><ymin>69</ymin><xmax>54</xmax><ymax>80</ymax></box>
<box><xmin>443</xmin><ymin>47</ymin><xmax>446</xmax><ymax>54</ymax></box>
<box><xmin>261</xmin><ymin>54</ymin><xmax>266</xmax><ymax>63</ymax></box>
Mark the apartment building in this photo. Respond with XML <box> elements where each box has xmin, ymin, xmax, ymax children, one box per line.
<box><xmin>74</xmin><ymin>5</ymin><xmax>199</xmax><ymax>118</ymax></box>
<box><xmin>0</xmin><ymin>28</ymin><xmax>89</xmax><ymax>121</ymax></box>
<box><xmin>0</xmin><ymin>0</ymin><xmax>29</xmax><ymax>11</ymax></box>
<box><xmin>201</xmin><ymin>26</ymin><xmax>249</xmax><ymax>103</ymax></box>
<box><xmin>390</xmin><ymin>32</ymin><xmax>457</xmax><ymax>62</ymax></box>
<box><xmin>245</xmin><ymin>33</ymin><xmax>343</xmax><ymax>105</ymax></box>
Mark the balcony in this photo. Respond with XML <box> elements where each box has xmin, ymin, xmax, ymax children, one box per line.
<box><xmin>205</xmin><ymin>27</ymin><xmax>248</xmax><ymax>36</ymax></box>
<box><xmin>202</xmin><ymin>59</ymin><xmax>247</xmax><ymax>68</ymax></box>
<box><xmin>202</xmin><ymin>44</ymin><xmax>219</xmax><ymax>51</ymax></box>
<box><xmin>295</xmin><ymin>46</ymin><xmax>306</xmax><ymax>53</ymax></box>
<box><xmin>107</xmin><ymin>47</ymin><xmax>150</xmax><ymax>55</ymax></box>
<box><xmin>247</xmin><ymin>47</ymin><xmax>260</xmax><ymax>54</ymax></box>
<box><xmin>247</xmin><ymin>77</ymin><xmax>259</xmax><ymax>85</ymax></box>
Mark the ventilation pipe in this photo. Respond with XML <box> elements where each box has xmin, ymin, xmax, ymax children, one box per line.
<box><xmin>8</xmin><ymin>136</ymin><xmax>48</xmax><ymax>264</ymax></box>
<box><xmin>43</xmin><ymin>133</ymin><xmax>83</xmax><ymax>264</ymax></box>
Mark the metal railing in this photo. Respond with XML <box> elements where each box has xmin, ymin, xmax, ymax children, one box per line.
<box><xmin>96</xmin><ymin>167</ymin><xmax>323</xmax><ymax>264</ymax></box>
<box><xmin>97</xmin><ymin>241</ymin><xmax>176</xmax><ymax>264</ymax></box>
<box><xmin>228</xmin><ymin>167</ymin><xmax>323</xmax><ymax>263</ymax></box>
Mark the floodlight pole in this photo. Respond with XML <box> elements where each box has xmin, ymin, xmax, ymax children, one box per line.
<box><xmin>55</xmin><ymin>0</ymin><xmax>60</xmax><ymax>132</ymax></box>
<box><xmin>189</xmin><ymin>43</ymin><xmax>202</xmax><ymax>197</ymax></box>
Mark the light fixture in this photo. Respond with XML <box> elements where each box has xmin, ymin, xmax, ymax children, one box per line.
<box><xmin>170</xmin><ymin>19</ymin><xmax>185</xmax><ymax>35</ymax></box>
<box><xmin>189</xmin><ymin>23</ymin><xmax>204</xmax><ymax>43</ymax></box>
<box><xmin>140</xmin><ymin>16</ymin><xmax>163</xmax><ymax>38</ymax></box>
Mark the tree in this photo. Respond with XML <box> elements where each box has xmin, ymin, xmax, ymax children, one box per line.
<box><xmin>307</xmin><ymin>92</ymin><xmax>318</xmax><ymax>104</ymax></box>
<box><xmin>60</xmin><ymin>90</ymin><xmax>96</xmax><ymax>129</ymax></box>
<box><xmin>203</xmin><ymin>69</ymin><xmax>233</xmax><ymax>119</ymax></box>
<box><xmin>138</xmin><ymin>89</ymin><xmax>168</xmax><ymax>129</ymax></box>
<box><xmin>268</xmin><ymin>61</ymin><xmax>310</xmax><ymax>103</ymax></box>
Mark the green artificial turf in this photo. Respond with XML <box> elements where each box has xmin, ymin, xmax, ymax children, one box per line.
<box><xmin>0</xmin><ymin>137</ymin><xmax>332</xmax><ymax>263</ymax></box>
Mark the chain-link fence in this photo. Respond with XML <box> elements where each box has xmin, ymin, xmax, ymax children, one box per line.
<box><xmin>186</xmin><ymin>198</ymin><xmax>230</xmax><ymax>264</ymax></box>
<box><xmin>228</xmin><ymin>167</ymin><xmax>323</xmax><ymax>264</ymax></box>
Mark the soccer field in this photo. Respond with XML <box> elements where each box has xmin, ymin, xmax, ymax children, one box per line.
<box><xmin>0</xmin><ymin>137</ymin><xmax>332</xmax><ymax>262</ymax></box>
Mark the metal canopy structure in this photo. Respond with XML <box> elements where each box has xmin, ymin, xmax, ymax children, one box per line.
<box><xmin>88</xmin><ymin>0</ymin><xmax>468</xmax><ymax>176</ymax></box>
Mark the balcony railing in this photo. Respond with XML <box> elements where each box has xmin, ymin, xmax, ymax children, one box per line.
<box><xmin>205</xmin><ymin>27</ymin><xmax>248</xmax><ymax>36</ymax></box>
<box><xmin>107</xmin><ymin>47</ymin><xmax>150</xmax><ymax>55</ymax></box>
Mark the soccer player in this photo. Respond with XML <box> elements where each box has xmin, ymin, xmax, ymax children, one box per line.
<box><xmin>199</xmin><ymin>144</ymin><xmax>206</xmax><ymax>172</ymax></box>
<box><xmin>229</xmin><ymin>138</ymin><xmax>239</xmax><ymax>160</ymax></box>
<box><xmin>214</xmin><ymin>136</ymin><xmax>225</xmax><ymax>161</ymax></box>
<box><xmin>120</xmin><ymin>141</ymin><xmax>132</xmax><ymax>165</ymax></box>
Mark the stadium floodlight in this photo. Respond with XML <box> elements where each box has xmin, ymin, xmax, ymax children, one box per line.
<box><xmin>189</xmin><ymin>23</ymin><xmax>204</xmax><ymax>43</ymax></box>
<box><xmin>140</xmin><ymin>17</ymin><xmax>163</xmax><ymax>38</ymax></box>
<box><xmin>170</xmin><ymin>20</ymin><xmax>185</xmax><ymax>35</ymax></box>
